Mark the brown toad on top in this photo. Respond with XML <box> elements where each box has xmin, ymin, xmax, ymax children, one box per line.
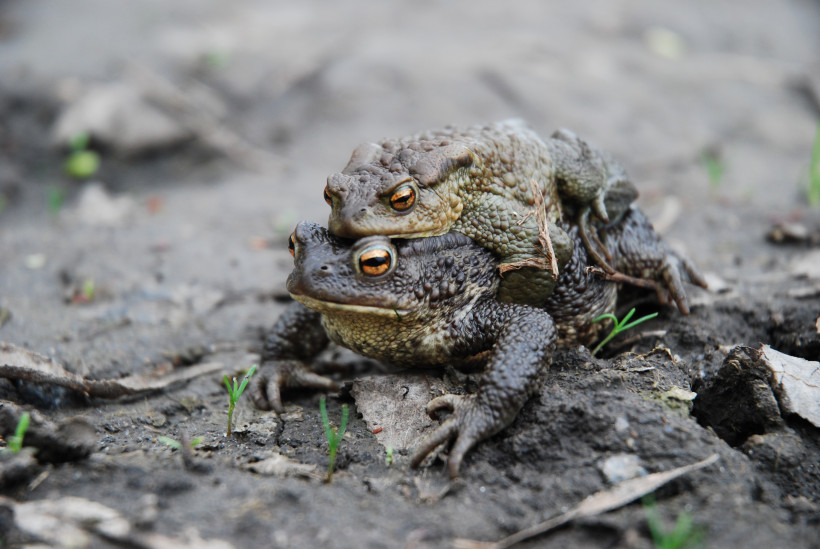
<box><xmin>254</xmin><ymin>207</ymin><xmax>706</xmax><ymax>477</ymax></box>
<box><xmin>323</xmin><ymin>120</ymin><xmax>637</xmax><ymax>304</ymax></box>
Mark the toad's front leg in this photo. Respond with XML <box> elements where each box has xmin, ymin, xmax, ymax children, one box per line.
<box><xmin>410</xmin><ymin>301</ymin><xmax>556</xmax><ymax>478</ymax></box>
<box><xmin>253</xmin><ymin>302</ymin><xmax>339</xmax><ymax>413</ymax></box>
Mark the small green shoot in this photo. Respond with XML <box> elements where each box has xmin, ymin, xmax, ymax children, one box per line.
<box><xmin>47</xmin><ymin>185</ymin><xmax>65</xmax><ymax>217</ymax></box>
<box><xmin>82</xmin><ymin>278</ymin><xmax>96</xmax><ymax>301</ymax></box>
<box><xmin>642</xmin><ymin>494</ymin><xmax>704</xmax><ymax>549</ymax></box>
<box><xmin>224</xmin><ymin>364</ymin><xmax>257</xmax><ymax>436</ymax></box>
<box><xmin>385</xmin><ymin>446</ymin><xmax>394</xmax><ymax>467</ymax></box>
<box><xmin>807</xmin><ymin>121</ymin><xmax>820</xmax><ymax>207</ymax></box>
<box><xmin>319</xmin><ymin>396</ymin><xmax>348</xmax><ymax>483</ymax></box>
<box><xmin>158</xmin><ymin>435</ymin><xmax>204</xmax><ymax>450</ymax></box>
<box><xmin>64</xmin><ymin>132</ymin><xmax>100</xmax><ymax>179</ymax></box>
<box><xmin>272</xmin><ymin>210</ymin><xmax>298</xmax><ymax>239</ymax></box>
<box><xmin>204</xmin><ymin>51</ymin><xmax>230</xmax><ymax>70</ymax></box>
<box><xmin>392</xmin><ymin>305</ymin><xmax>402</xmax><ymax>321</ymax></box>
<box><xmin>3</xmin><ymin>412</ymin><xmax>30</xmax><ymax>454</ymax></box>
<box><xmin>592</xmin><ymin>308</ymin><xmax>658</xmax><ymax>355</ymax></box>
<box><xmin>701</xmin><ymin>148</ymin><xmax>724</xmax><ymax>191</ymax></box>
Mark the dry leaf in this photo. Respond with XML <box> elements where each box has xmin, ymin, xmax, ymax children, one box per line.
<box><xmin>760</xmin><ymin>345</ymin><xmax>820</xmax><ymax>428</ymax></box>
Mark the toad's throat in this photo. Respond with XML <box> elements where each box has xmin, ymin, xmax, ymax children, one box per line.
<box><xmin>290</xmin><ymin>293</ymin><xmax>412</xmax><ymax>318</ymax></box>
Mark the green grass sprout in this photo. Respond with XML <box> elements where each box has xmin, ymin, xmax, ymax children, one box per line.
<box><xmin>224</xmin><ymin>364</ymin><xmax>257</xmax><ymax>436</ymax></box>
<box><xmin>47</xmin><ymin>186</ymin><xmax>65</xmax><ymax>217</ymax></box>
<box><xmin>159</xmin><ymin>435</ymin><xmax>204</xmax><ymax>450</ymax></box>
<box><xmin>642</xmin><ymin>494</ymin><xmax>705</xmax><ymax>549</ymax></box>
<box><xmin>592</xmin><ymin>308</ymin><xmax>659</xmax><ymax>355</ymax></box>
<box><xmin>808</xmin><ymin>121</ymin><xmax>820</xmax><ymax>207</ymax></box>
<box><xmin>4</xmin><ymin>412</ymin><xmax>31</xmax><ymax>454</ymax></box>
<box><xmin>700</xmin><ymin>149</ymin><xmax>724</xmax><ymax>191</ymax></box>
<box><xmin>385</xmin><ymin>446</ymin><xmax>394</xmax><ymax>467</ymax></box>
<box><xmin>82</xmin><ymin>278</ymin><xmax>96</xmax><ymax>301</ymax></box>
<box><xmin>319</xmin><ymin>396</ymin><xmax>349</xmax><ymax>483</ymax></box>
<box><xmin>64</xmin><ymin>131</ymin><xmax>100</xmax><ymax>179</ymax></box>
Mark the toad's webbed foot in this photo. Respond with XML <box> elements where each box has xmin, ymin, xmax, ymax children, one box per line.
<box><xmin>252</xmin><ymin>360</ymin><xmax>340</xmax><ymax>414</ymax></box>
<box><xmin>410</xmin><ymin>393</ymin><xmax>503</xmax><ymax>479</ymax></box>
<box><xmin>605</xmin><ymin>207</ymin><xmax>708</xmax><ymax>315</ymax></box>
<box><xmin>652</xmin><ymin>250</ymin><xmax>708</xmax><ymax>314</ymax></box>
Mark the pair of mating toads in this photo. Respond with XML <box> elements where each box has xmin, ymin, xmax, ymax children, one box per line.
<box><xmin>252</xmin><ymin>120</ymin><xmax>706</xmax><ymax>478</ymax></box>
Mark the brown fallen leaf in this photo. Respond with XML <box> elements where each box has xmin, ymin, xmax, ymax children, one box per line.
<box><xmin>0</xmin><ymin>342</ymin><xmax>224</xmax><ymax>399</ymax></box>
<box><xmin>454</xmin><ymin>453</ymin><xmax>719</xmax><ymax>549</ymax></box>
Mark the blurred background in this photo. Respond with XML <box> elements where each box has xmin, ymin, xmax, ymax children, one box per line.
<box><xmin>0</xmin><ymin>0</ymin><xmax>818</xmax><ymax>364</ymax></box>
<box><xmin>0</xmin><ymin>4</ymin><xmax>819</xmax><ymax>547</ymax></box>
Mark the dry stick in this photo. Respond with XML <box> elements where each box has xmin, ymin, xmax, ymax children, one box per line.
<box><xmin>498</xmin><ymin>179</ymin><xmax>558</xmax><ymax>276</ymax></box>
<box><xmin>0</xmin><ymin>342</ymin><xmax>224</xmax><ymax>398</ymax></box>
<box><xmin>586</xmin><ymin>266</ymin><xmax>662</xmax><ymax>292</ymax></box>
<box><xmin>126</xmin><ymin>63</ymin><xmax>284</xmax><ymax>174</ymax></box>
<box><xmin>609</xmin><ymin>329</ymin><xmax>669</xmax><ymax>352</ymax></box>
<box><xmin>454</xmin><ymin>454</ymin><xmax>720</xmax><ymax>549</ymax></box>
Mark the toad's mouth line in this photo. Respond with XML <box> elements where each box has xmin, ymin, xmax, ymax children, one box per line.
<box><xmin>290</xmin><ymin>294</ymin><xmax>412</xmax><ymax>317</ymax></box>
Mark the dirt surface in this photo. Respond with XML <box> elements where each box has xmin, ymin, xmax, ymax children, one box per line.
<box><xmin>1</xmin><ymin>1</ymin><xmax>819</xmax><ymax>547</ymax></box>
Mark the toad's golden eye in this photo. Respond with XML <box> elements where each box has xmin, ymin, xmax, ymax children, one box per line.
<box><xmin>288</xmin><ymin>234</ymin><xmax>296</xmax><ymax>257</ymax></box>
<box><xmin>389</xmin><ymin>184</ymin><xmax>416</xmax><ymax>212</ymax></box>
<box><xmin>358</xmin><ymin>245</ymin><xmax>393</xmax><ymax>276</ymax></box>
<box><xmin>323</xmin><ymin>186</ymin><xmax>333</xmax><ymax>206</ymax></box>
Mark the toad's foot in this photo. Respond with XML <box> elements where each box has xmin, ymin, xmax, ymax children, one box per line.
<box><xmin>410</xmin><ymin>393</ymin><xmax>506</xmax><ymax>479</ymax></box>
<box><xmin>605</xmin><ymin>208</ymin><xmax>709</xmax><ymax>315</ymax></box>
<box><xmin>653</xmin><ymin>251</ymin><xmax>709</xmax><ymax>315</ymax></box>
<box><xmin>252</xmin><ymin>360</ymin><xmax>340</xmax><ymax>414</ymax></box>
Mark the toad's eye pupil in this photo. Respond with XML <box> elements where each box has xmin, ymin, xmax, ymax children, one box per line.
<box><xmin>323</xmin><ymin>187</ymin><xmax>333</xmax><ymax>206</ymax></box>
<box><xmin>359</xmin><ymin>247</ymin><xmax>392</xmax><ymax>276</ymax></box>
<box><xmin>288</xmin><ymin>235</ymin><xmax>295</xmax><ymax>257</ymax></box>
<box><xmin>390</xmin><ymin>185</ymin><xmax>415</xmax><ymax>211</ymax></box>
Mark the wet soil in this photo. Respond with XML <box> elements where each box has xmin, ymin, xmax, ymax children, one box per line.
<box><xmin>1</xmin><ymin>1</ymin><xmax>819</xmax><ymax>548</ymax></box>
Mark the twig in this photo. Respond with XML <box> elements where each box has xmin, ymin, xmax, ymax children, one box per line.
<box><xmin>0</xmin><ymin>342</ymin><xmax>224</xmax><ymax>398</ymax></box>
<box><xmin>586</xmin><ymin>266</ymin><xmax>660</xmax><ymax>292</ymax></box>
<box><xmin>609</xmin><ymin>330</ymin><xmax>668</xmax><ymax>351</ymax></box>
<box><xmin>498</xmin><ymin>179</ymin><xmax>558</xmax><ymax>277</ymax></box>
<box><xmin>454</xmin><ymin>454</ymin><xmax>720</xmax><ymax>549</ymax></box>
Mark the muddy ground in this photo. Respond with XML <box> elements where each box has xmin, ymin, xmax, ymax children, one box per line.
<box><xmin>1</xmin><ymin>1</ymin><xmax>819</xmax><ymax>547</ymax></box>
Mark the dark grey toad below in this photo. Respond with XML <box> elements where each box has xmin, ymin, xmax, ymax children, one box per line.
<box><xmin>253</xmin><ymin>208</ymin><xmax>706</xmax><ymax>477</ymax></box>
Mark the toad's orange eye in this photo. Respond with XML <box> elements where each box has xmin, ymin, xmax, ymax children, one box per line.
<box><xmin>323</xmin><ymin>186</ymin><xmax>333</xmax><ymax>206</ymax></box>
<box><xmin>358</xmin><ymin>245</ymin><xmax>393</xmax><ymax>276</ymax></box>
<box><xmin>389</xmin><ymin>184</ymin><xmax>416</xmax><ymax>212</ymax></box>
<box><xmin>288</xmin><ymin>234</ymin><xmax>296</xmax><ymax>257</ymax></box>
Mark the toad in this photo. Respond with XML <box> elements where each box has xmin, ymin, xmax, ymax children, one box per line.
<box><xmin>253</xmin><ymin>208</ymin><xmax>705</xmax><ymax>477</ymax></box>
<box><xmin>323</xmin><ymin>120</ymin><xmax>638</xmax><ymax>304</ymax></box>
